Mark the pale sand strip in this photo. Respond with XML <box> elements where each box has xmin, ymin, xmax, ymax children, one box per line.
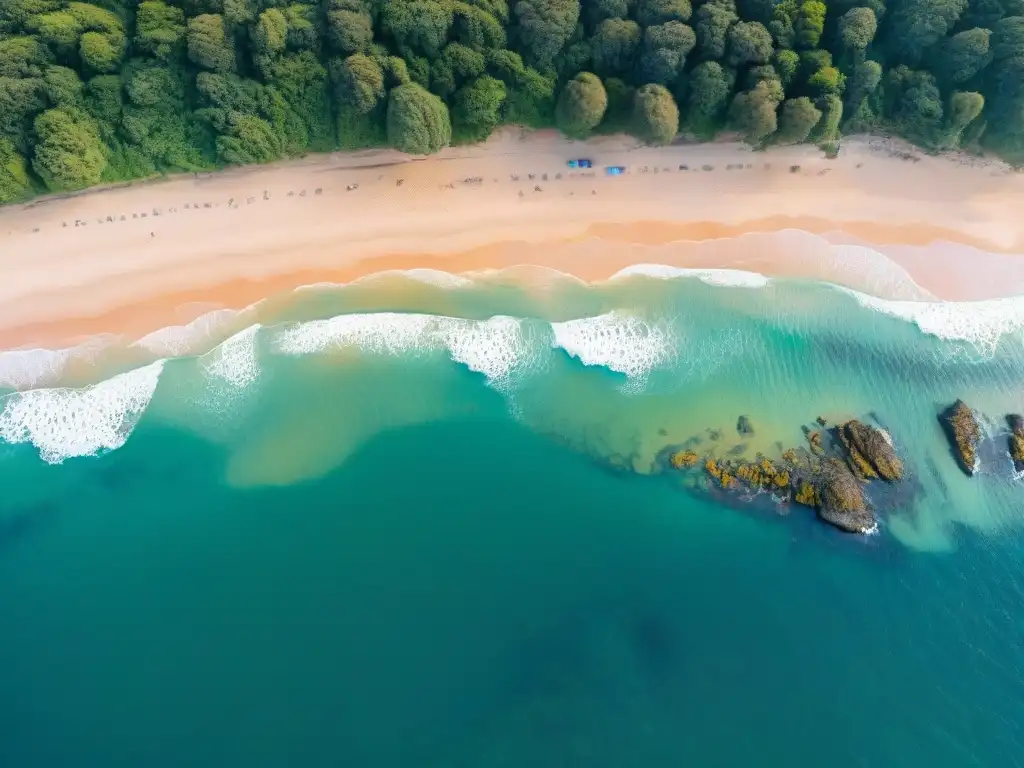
<box><xmin>1</xmin><ymin>130</ymin><xmax>1022</xmax><ymax>350</ymax></box>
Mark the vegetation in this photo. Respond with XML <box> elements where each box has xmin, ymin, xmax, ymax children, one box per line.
<box><xmin>1</xmin><ymin>0</ymin><xmax>1023</xmax><ymax>204</ymax></box>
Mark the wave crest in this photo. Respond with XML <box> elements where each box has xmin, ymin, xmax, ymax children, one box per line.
<box><xmin>0</xmin><ymin>361</ymin><xmax>164</xmax><ymax>463</ymax></box>
<box><xmin>551</xmin><ymin>312</ymin><xmax>674</xmax><ymax>379</ymax></box>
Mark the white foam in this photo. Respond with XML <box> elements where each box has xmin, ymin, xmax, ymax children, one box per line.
<box><xmin>551</xmin><ymin>312</ymin><xmax>674</xmax><ymax>379</ymax></box>
<box><xmin>610</xmin><ymin>264</ymin><xmax>771</xmax><ymax>288</ymax></box>
<box><xmin>132</xmin><ymin>308</ymin><xmax>240</xmax><ymax>357</ymax></box>
<box><xmin>0</xmin><ymin>336</ymin><xmax>114</xmax><ymax>391</ymax></box>
<box><xmin>838</xmin><ymin>288</ymin><xmax>1024</xmax><ymax>356</ymax></box>
<box><xmin>0</xmin><ymin>360</ymin><xmax>165</xmax><ymax>463</ymax></box>
<box><xmin>274</xmin><ymin>312</ymin><xmax>530</xmax><ymax>384</ymax></box>
<box><xmin>202</xmin><ymin>324</ymin><xmax>262</xmax><ymax>388</ymax></box>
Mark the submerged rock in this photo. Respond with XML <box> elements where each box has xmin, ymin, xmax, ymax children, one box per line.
<box><xmin>816</xmin><ymin>459</ymin><xmax>876</xmax><ymax>534</ymax></box>
<box><xmin>1008</xmin><ymin>414</ymin><xmax>1024</xmax><ymax>472</ymax></box>
<box><xmin>737</xmin><ymin>415</ymin><xmax>755</xmax><ymax>436</ymax></box>
<box><xmin>939</xmin><ymin>400</ymin><xmax>982</xmax><ymax>476</ymax></box>
<box><xmin>837</xmin><ymin>420</ymin><xmax>903</xmax><ymax>482</ymax></box>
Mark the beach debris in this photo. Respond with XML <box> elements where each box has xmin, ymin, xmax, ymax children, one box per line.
<box><xmin>346</xmin><ymin>183</ymin><xmax>359</xmax><ymax>191</ymax></box>
<box><xmin>287</xmin><ymin>190</ymin><xmax>295</xmax><ymax>196</ymax></box>
<box><xmin>511</xmin><ymin>174</ymin><xmax>519</xmax><ymax>181</ymax></box>
<box><xmin>939</xmin><ymin>400</ymin><xmax>982</xmax><ymax>476</ymax></box>
<box><xmin>518</xmin><ymin>190</ymin><xmax>524</xmax><ymax>197</ymax></box>
<box><xmin>528</xmin><ymin>173</ymin><xmax>535</xmax><ymax>180</ymax></box>
<box><xmin>315</xmin><ymin>188</ymin><xmax>323</xmax><ymax>195</ymax></box>
<box><xmin>702</xmin><ymin>165</ymin><xmax>713</xmax><ymax>171</ymax></box>
<box><xmin>396</xmin><ymin>179</ymin><xmax>404</xmax><ymax>186</ymax></box>
<box><xmin>835</xmin><ymin>420</ymin><xmax>903</xmax><ymax>482</ymax></box>
<box><xmin>737</xmin><ymin>415</ymin><xmax>755</xmax><ymax>436</ymax></box>
<box><xmin>679</xmin><ymin>164</ymin><xmax>689</xmax><ymax>170</ymax></box>
<box><xmin>790</xmin><ymin>165</ymin><xmax>800</xmax><ymax>173</ymax></box>
<box><xmin>1007</xmin><ymin>415</ymin><xmax>1024</xmax><ymax>472</ymax></box>
<box><xmin>264</xmin><ymin>190</ymin><xmax>270</xmax><ymax>199</ymax></box>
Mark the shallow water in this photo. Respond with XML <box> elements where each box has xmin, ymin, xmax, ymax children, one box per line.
<box><xmin>2</xmin><ymin>231</ymin><xmax>1024</xmax><ymax>766</ymax></box>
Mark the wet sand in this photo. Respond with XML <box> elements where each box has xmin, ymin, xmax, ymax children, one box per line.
<box><xmin>1</xmin><ymin>129</ymin><xmax>1022</xmax><ymax>350</ymax></box>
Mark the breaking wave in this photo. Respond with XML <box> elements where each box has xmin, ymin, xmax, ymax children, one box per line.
<box><xmin>550</xmin><ymin>312</ymin><xmax>675</xmax><ymax>380</ymax></box>
<box><xmin>0</xmin><ymin>361</ymin><xmax>164</xmax><ymax>464</ymax></box>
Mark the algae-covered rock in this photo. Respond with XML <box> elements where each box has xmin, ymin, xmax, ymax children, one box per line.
<box><xmin>939</xmin><ymin>400</ymin><xmax>982</xmax><ymax>476</ymax></box>
<box><xmin>838</xmin><ymin>419</ymin><xmax>903</xmax><ymax>482</ymax></box>
<box><xmin>807</xmin><ymin>430</ymin><xmax>825</xmax><ymax>455</ymax></box>
<box><xmin>1008</xmin><ymin>414</ymin><xmax>1024</xmax><ymax>472</ymax></box>
<box><xmin>669</xmin><ymin>449</ymin><xmax>699</xmax><ymax>469</ymax></box>
<box><xmin>816</xmin><ymin>459</ymin><xmax>876</xmax><ymax>534</ymax></box>
<box><xmin>793</xmin><ymin>480</ymin><xmax>818</xmax><ymax>507</ymax></box>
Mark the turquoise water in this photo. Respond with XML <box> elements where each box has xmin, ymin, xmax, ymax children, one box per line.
<box><xmin>2</xmin><ymin>253</ymin><xmax>1024</xmax><ymax>766</ymax></box>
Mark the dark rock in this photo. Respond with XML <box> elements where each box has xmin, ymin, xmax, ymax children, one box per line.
<box><xmin>939</xmin><ymin>400</ymin><xmax>982</xmax><ymax>476</ymax></box>
<box><xmin>737</xmin><ymin>415</ymin><xmax>755</xmax><ymax>436</ymax></box>
<box><xmin>816</xmin><ymin>459</ymin><xmax>876</xmax><ymax>534</ymax></box>
<box><xmin>728</xmin><ymin>443</ymin><xmax>747</xmax><ymax>455</ymax></box>
<box><xmin>837</xmin><ymin>419</ymin><xmax>903</xmax><ymax>482</ymax></box>
<box><xmin>816</xmin><ymin>416</ymin><xmax>827</xmax><ymax>426</ymax></box>
<box><xmin>1008</xmin><ymin>414</ymin><xmax>1024</xmax><ymax>472</ymax></box>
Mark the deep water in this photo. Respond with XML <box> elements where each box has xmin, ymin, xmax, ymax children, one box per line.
<box><xmin>2</xmin><ymin>261</ymin><xmax>1024</xmax><ymax>767</ymax></box>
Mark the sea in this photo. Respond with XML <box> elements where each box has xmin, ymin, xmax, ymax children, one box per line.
<box><xmin>1</xmin><ymin>230</ymin><xmax>1024</xmax><ymax>767</ymax></box>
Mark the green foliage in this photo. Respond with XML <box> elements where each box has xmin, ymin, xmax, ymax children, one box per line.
<box><xmin>329</xmin><ymin>7</ymin><xmax>374</xmax><ymax>55</ymax></box>
<box><xmin>695</xmin><ymin>0</ymin><xmax>737</xmax><ymax>60</ymax></box>
<box><xmin>884</xmin><ymin>65</ymin><xmax>944</xmax><ymax>143</ymax></box>
<box><xmin>555</xmin><ymin>70</ymin><xmax>607</xmax><ymax>135</ymax></box>
<box><xmin>0</xmin><ymin>137</ymin><xmax>33</xmax><ymax>203</ymax></box>
<box><xmin>638</xmin><ymin>21</ymin><xmax>695</xmax><ymax>83</ymax></box>
<box><xmin>687</xmin><ymin>59</ymin><xmax>732</xmax><ymax>136</ymax></box>
<box><xmin>936</xmin><ymin>28</ymin><xmax>991</xmax><ymax>84</ymax></box>
<box><xmin>135</xmin><ymin>2</ymin><xmax>186</xmax><ymax>62</ymax></box>
<box><xmin>386</xmin><ymin>80</ymin><xmax>452</xmax><ymax>152</ymax></box>
<box><xmin>330</xmin><ymin>53</ymin><xmax>385</xmax><ymax>112</ymax></box>
<box><xmin>773</xmin><ymin>48</ymin><xmax>799</xmax><ymax>86</ymax></box>
<box><xmin>794</xmin><ymin>1</ymin><xmax>825</xmax><ymax>50</ymax></box>
<box><xmin>452</xmin><ymin>73</ymin><xmax>506</xmax><ymax>141</ymax></box>
<box><xmin>886</xmin><ymin>0</ymin><xmax>967</xmax><ymax>65</ymax></box>
<box><xmin>591</xmin><ymin>18</ymin><xmax>641</xmax><ymax>76</ymax></box>
<box><xmin>943</xmin><ymin>89</ymin><xmax>983</xmax><ymax>146</ymax></box>
<box><xmin>808</xmin><ymin>92</ymin><xmax>841</xmax><ymax>142</ymax></box>
<box><xmin>187</xmin><ymin>14</ymin><xmax>236</xmax><ymax>72</ymax></box>
<box><xmin>807</xmin><ymin>65</ymin><xmax>844</xmax><ymax>95</ymax></box>
<box><xmin>631</xmin><ymin>82</ymin><xmax>678</xmax><ymax>143</ymax></box>
<box><xmin>43</xmin><ymin>65</ymin><xmax>83</xmax><ymax>107</ymax></box>
<box><xmin>836</xmin><ymin>7</ymin><xmax>876</xmax><ymax>54</ymax></box>
<box><xmin>776</xmin><ymin>95</ymin><xmax>820</xmax><ymax>142</ymax></box>
<box><xmin>513</xmin><ymin>0</ymin><xmax>580</xmax><ymax>67</ymax></box>
<box><xmin>729</xmin><ymin>79</ymin><xmax>781</xmax><ymax>144</ymax></box>
<box><xmin>32</xmin><ymin>107</ymin><xmax>106</xmax><ymax>190</ymax></box>
<box><xmin>254</xmin><ymin>9</ymin><xmax>288</xmax><ymax>57</ymax></box>
<box><xmin>635</xmin><ymin>0</ymin><xmax>692</xmax><ymax>26</ymax></box>
<box><xmin>726</xmin><ymin>21</ymin><xmax>773</xmax><ymax>67</ymax></box>
<box><xmin>843</xmin><ymin>58</ymin><xmax>882</xmax><ymax>120</ymax></box>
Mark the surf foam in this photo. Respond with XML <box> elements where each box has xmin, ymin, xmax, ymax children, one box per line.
<box><xmin>551</xmin><ymin>312</ymin><xmax>674</xmax><ymax>379</ymax></box>
<box><xmin>610</xmin><ymin>264</ymin><xmax>771</xmax><ymax>288</ymax></box>
<box><xmin>0</xmin><ymin>360</ymin><xmax>165</xmax><ymax>463</ymax></box>
<box><xmin>202</xmin><ymin>324</ymin><xmax>262</xmax><ymax>388</ymax></box>
<box><xmin>837</xmin><ymin>288</ymin><xmax>1024</xmax><ymax>357</ymax></box>
<box><xmin>133</xmin><ymin>308</ymin><xmax>242</xmax><ymax>357</ymax></box>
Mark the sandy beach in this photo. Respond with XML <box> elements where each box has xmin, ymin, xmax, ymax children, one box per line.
<box><xmin>2</xmin><ymin>129</ymin><xmax>1023</xmax><ymax>351</ymax></box>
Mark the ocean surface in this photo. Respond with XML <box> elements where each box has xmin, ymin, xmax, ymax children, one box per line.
<box><xmin>2</xmin><ymin>231</ymin><xmax>1024</xmax><ymax>767</ymax></box>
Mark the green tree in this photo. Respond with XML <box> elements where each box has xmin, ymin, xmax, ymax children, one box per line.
<box><xmin>990</xmin><ymin>15</ymin><xmax>1024</xmax><ymax>60</ymax></box>
<box><xmin>837</xmin><ymin>7</ymin><xmax>877</xmax><ymax>56</ymax></box>
<box><xmin>885</xmin><ymin>0</ymin><xmax>967</xmax><ymax>64</ymax></box>
<box><xmin>809</xmin><ymin>92</ymin><xmax>841</xmax><ymax>141</ymax></box>
<box><xmin>32</xmin><ymin>107</ymin><xmax>106</xmax><ymax>190</ymax></box>
<box><xmin>631</xmin><ymin>82</ymin><xmax>678</xmax><ymax>143</ymax></box>
<box><xmin>885</xmin><ymin>65</ymin><xmax>943</xmax><ymax>142</ymax></box>
<box><xmin>382</xmin><ymin>1</ymin><xmax>455</xmax><ymax>59</ymax></box>
<box><xmin>943</xmin><ymin>90</ymin><xmax>983</xmax><ymax>146</ymax></box>
<box><xmin>773</xmin><ymin>48</ymin><xmax>799</xmax><ymax>86</ymax></box>
<box><xmin>187</xmin><ymin>14</ymin><xmax>235</xmax><ymax>72</ymax></box>
<box><xmin>0</xmin><ymin>137</ymin><xmax>32</xmax><ymax>203</ymax></box>
<box><xmin>638</xmin><ymin>21</ymin><xmax>695</xmax><ymax>83</ymax></box>
<box><xmin>776</xmin><ymin>95</ymin><xmax>821</xmax><ymax>142</ymax></box>
<box><xmin>591</xmin><ymin>18</ymin><xmax>641</xmax><ymax>75</ymax></box>
<box><xmin>586</xmin><ymin>0</ymin><xmax>630</xmax><ymax>28</ymax></box>
<box><xmin>687</xmin><ymin>59</ymin><xmax>731</xmax><ymax>136</ymax></box>
<box><xmin>0</xmin><ymin>37</ymin><xmax>53</xmax><ymax>79</ymax></box>
<box><xmin>513</xmin><ymin>0</ymin><xmax>580</xmax><ymax>67</ymax></box>
<box><xmin>794</xmin><ymin>1</ymin><xmax>825</xmax><ymax>49</ymax></box>
<box><xmin>0</xmin><ymin>76</ymin><xmax>46</xmax><ymax>152</ymax></box>
<box><xmin>729</xmin><ymin>80</ymin><xmax>780</xmax><ymax>143</ymax></box>
<box><xmin>937</xmin><ymin>28</ymin><xmax>991</xmax><ymax>84</ymax></box>
<box><xmin>843</xmin><ymin>58</ymin><xmax>881</xmax><ymax>119</ymax></box>
<box><xmin>43</xmin><ymin>65</ymin><xmax>83</xmax><ymax>107</ymax></box>
<box><xmin>726</xmin><ymin>20</ymin><xmax>773</xmax><ymax>66</ymax></box>
<box><xmin>29</xmin><ymin>11</ymin><xmax>84</xmax><ymax>57</ymax></box>
<box><xmin>769</xmin><ymin>0</ymin><xmax>797</xmax><ymax>48</ymax></box>
<box><xmin>386</xmin><ymin>81</ymin><xmax>452</xmax><ymax>153</ymax></box>
<box><xmin>330</xmin><ymin>52</ymin><xmax>384</xmax><ymax>112</ymax></box>
<box><xmin>694</xmin><ymin>0</ymin><xmax>738</xmax><ymax>61</ymax></box>
<box><xmin>555</xmin><ymin>70</ymin><xmax>607</xmax><ymax>135</ymax></box>
<box><xmin>808</xmin><ymin>65</ymin><xmax>844</xmax><ymax>94</ymax></box>
<box><xmin>328</xmin><ymin>7</ymin><xmax>374</xmax><ymax>55</ymax></box>
<box><xmin>431</xmin><ymin>42</ymin><xmax>486</xmax><ymax>97</ymax></box>
<box><xmin>135</xmin><ymin>1</ymin><xmax>187</xmax><ymax>62</ymax></box>
<box><xmin>452</xmin><ymin>73</ymin><xmax>506</xmax><ymax>141</ymax></box>
<box><xmin>635</xmin><ymin>0</ymin><xmax>692</xmax><ymax>26</ymax></box>
<box><xmin>254</xmin><ymin>9</ymin><xmax>288</xmax><ymax>58</ymax></box>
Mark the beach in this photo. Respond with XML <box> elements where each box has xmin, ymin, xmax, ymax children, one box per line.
<box><xmin>2</xmin><ymin>129</ymin><xmax>1023</xmax><ymax>354</ymax></box>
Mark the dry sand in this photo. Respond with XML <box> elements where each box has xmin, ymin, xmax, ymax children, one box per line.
<box><xmin>1</xmin><ymin>129</ymin><xmax>1022</xmax><ymax>351</ymax></box>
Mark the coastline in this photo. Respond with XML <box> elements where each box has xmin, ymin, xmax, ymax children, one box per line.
<box><xmin>2</xmin><ymin>129</ymin><xmax>1023</xmax><ymax>353</ymax></box>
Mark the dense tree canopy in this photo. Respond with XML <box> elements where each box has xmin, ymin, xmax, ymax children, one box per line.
<box><xmin>0</xmin><ymin>0</ymin><xmax>1023</xmax><ymax>204</ymax></box>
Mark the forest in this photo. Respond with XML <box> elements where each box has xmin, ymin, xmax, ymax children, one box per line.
<box><xmin>1</xmin><ymin>0</ymin><xmax>1022</xmax><ymax>202</ymax></box>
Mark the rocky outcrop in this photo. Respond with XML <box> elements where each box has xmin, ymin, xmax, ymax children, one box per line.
<box><xmin>737</xmin><ymin>415</ymin><xmax>755</xmax><ymax>436</ymax></box>
<box><xmin>815</xmin><ymin>459</ymin><xmax>876</xmax><ymax>534</ymax></box>
<box><xmin>669</xmin><ymin>449</ymin><xmax>699</xmax><ymax>469</ymax></box>
<box><xmin>1008</xmin><ymin>414</ymin><xmax>1024</xmax><ymax>472</ymax></box>
<box><xmin>837</xmin><ymin>420</ymin><xmax>903</xmax><ymax>482</ymax></box>
<box><xmin>939</xmin><ymin>400</ymin><xmax>982</xmax><ymax>476</ymax></box>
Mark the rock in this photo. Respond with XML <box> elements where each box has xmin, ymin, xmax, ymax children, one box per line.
<box><xmin>737</xmin><ymin>415</ymin><xmax>755</xmax><ymax>436</ymax></box>
<box><xmin>816</xmin><ymin>416</ymin><xmax>827</xmax><ymax>426</ymax></box>
<box><xmin>793</xmin><ymin>480</ymin><xmax>818</xmax><ymax>507</ymax></box>
<box><xmin>1008</xmin><ymin>414</ymin><xmax>1024</xmax><ymax>472</ymax></box>
<box><xmin>808</xmin><ymin>431</ymin><xmax>825</xmax><ymax>455</ymax></box>
<box><xmin>837</xmin><ymin>420</ymin><xmax>903</xmax><ymax>482</ymax></box>
<box><xmin>939</xmin><ymin>400</ymin><xmax>982</xmax><ymax>476</ymax></box>
<box><xmin>816</xmin><ymin>459</ymin><xmax>876</xmax><ymax>534</ymax></box>
<box><xmin>669</xmin><ymin>450</ymin><xmax>699</xmax><ymax>469</ymax></box>
<box><xmin>704</xmin><ymin>458</ymin><xmax>738</xmax><ymax>489</ymax></box>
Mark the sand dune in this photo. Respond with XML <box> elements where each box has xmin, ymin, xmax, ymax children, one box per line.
<box><xmin>1</xmin><ymin>129</ymin><xmax>1022</xmax><ymax>350</ymax></box>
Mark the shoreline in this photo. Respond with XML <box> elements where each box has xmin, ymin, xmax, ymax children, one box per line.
<box><xmin>2</xmin><ymin>130</ymin><xmax>1023</xmax><ymax>353</ymax></box>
